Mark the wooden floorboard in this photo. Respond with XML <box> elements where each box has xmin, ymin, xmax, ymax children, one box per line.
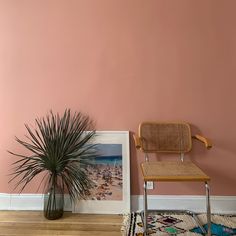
<box><xmin>0</xmin><ymin>211</ymin><xmax>123</xmax><ymax>236</ymax></box>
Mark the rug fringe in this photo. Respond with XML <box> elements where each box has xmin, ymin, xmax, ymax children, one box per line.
<box><xmin>121</xmin><ymin>214</ymin><xmax>131</xmax><ymax>236</ymax></box>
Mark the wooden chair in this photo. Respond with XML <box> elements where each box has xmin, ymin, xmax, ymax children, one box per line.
<box><xmin>133</xmin><ymin>121</ymin><xmax>212</xmax><ymax>236</ymax></box>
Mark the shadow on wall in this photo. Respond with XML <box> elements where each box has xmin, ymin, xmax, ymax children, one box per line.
<box><xmin>129</xmin><ymin>131</ymin><xmax>143</xmax><ymax>195</ymax></box>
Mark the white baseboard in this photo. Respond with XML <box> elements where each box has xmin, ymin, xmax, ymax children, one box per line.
<box><xmin>0</xmin><ymin>193</ymin><xmax>72</xmax><ymax>211</ymax></box>
<box><xmin>1</xmin><ymin>193</ymin><xmax>236</xmax><ymax>214</ymax></box>
<box><xmin>131</xmin><ymin>195</ymin><xmax>236</xmax><ymax>214</ymax></box>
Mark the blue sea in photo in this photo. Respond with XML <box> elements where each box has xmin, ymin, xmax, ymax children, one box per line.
<box><xmin>97</xmin><ymin>143</ymin><xmax>122</xmax><ymax>156</ymax></box>
<box><xmin>90</xmin><ymin>143</ymin><xmax>123</xmax><ymax>165</ymax></box>
<box><xmin>92</xmin><ymin>155</ymin><xmax>122</xmax><ymax>165</ymax></box>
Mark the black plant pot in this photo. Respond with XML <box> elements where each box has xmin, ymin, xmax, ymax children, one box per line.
<box><xmin>44</xmin><ymin>182</ymin><xmax>64</xmax><ymax>220</ymax></box>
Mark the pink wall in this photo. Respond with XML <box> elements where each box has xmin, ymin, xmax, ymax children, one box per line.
<box><xmin>0</xmin><ymin>0</ymin><xmax>236</xmax><ymax>195</ymax></box>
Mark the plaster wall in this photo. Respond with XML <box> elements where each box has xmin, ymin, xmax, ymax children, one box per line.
<box><xmin>0</xmin><ymin>0</ymin><xmax>236</xmax><ymax>195</ymax></box>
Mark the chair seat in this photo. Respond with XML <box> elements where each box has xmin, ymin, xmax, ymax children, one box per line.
<box><xmin>141</xmin><ymin>161</ymin><xmax>210</xmax><ymax>182</ymax></box>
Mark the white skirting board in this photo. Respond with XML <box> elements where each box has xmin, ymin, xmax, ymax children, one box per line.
<box><xmin>0</xmin><ymin>193</ymin><xmax>72</xmax><ymax>211</ymax></box>
<box><xmin>1</xmin><ymin>193</ymin><xmax>236</xmax><ymax>214</ymax></box>
<box><xmin>131</xmin><ymin>195</ymin><xmax>236</xmax><ymax>214</ymax></box>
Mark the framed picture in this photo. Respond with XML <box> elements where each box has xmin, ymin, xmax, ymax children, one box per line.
<box><xmin>73</xmin><ymin>131</ymin><xmax>130</xmax><ymax>214</ymax></box>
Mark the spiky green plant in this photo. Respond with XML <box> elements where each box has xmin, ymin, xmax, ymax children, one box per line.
<box><xmin>9</xmin><ymin>109</ymin><xmax>96</xmax><ymax>202</ymax></box>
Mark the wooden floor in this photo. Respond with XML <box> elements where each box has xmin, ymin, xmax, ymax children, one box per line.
<box><xmin>0</xmin><ymin>211</ymin><xmax>123</xmax><ymax>236</ymax></box>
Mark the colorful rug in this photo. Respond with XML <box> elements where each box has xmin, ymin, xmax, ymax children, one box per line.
<box><xmin>122</xmin><ymin>212</ymin><xmax>236</xmax><ymax>235</ymax></box>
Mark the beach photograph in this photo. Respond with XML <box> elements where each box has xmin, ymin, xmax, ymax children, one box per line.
<box><xmin>85</xmin><ymin>144</ymin><xmax>123</xmax><ymax>201</ymax></box>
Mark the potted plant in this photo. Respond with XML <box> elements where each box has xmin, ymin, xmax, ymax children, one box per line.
<box><xmin>9</xmin><ymin>109</ymin><xmax>96</xmax><ymax>220</ymax></box>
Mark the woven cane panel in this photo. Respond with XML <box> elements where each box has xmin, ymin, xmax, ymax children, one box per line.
<box><xmin>139</xmin><ymin>122</ymin><xmax>192</xmax><ymax>153</ymax></box>
<box><xmin>141</xmin><ymin>161</ymin><xmax>210</xmax><ymax>181</ymax></box>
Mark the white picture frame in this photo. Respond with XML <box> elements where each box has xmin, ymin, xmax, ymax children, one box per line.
<box><xmin>73</xmin><ymin>131</ymin><xmax>130</xmax><ymax>214</ymax></box>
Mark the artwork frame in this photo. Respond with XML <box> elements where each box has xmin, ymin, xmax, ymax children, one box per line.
<box><xmin>73</xmin><ymin>131</ymin><xmax>130</xmax><ymax>214</ymax></box>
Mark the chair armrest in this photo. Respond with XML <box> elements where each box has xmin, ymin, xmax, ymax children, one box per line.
<box><xmin>133</xmin><ymin>134</ymin><xmax>141</xmax><ymax>149</ymax></box>
<box><xmin>192</xmin><ymin>134</ymin><xmax>212</xmax><ymax>149</ymax></box>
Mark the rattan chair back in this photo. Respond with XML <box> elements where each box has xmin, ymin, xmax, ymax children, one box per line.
<box><xmin>139</xmin><ymin>122</ymin><xmax>192</xmax><ymax>153</ymax></box>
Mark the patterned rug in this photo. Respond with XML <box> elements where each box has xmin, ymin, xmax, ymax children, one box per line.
<box><xmin>122</xmin><ymin>212</ymin><xmax>236</xmax><ymax>236</ymax></box>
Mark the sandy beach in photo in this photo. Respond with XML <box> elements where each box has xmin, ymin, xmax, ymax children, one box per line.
<box><xmin>86</xmin><ymin>163</ymin><xmax>123</xmax><ymax>201</ymax></box>
<box><xmin>84</xmin><ymin>143</ymin><xmax>123</xmax><ymax>201</ymax></box>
